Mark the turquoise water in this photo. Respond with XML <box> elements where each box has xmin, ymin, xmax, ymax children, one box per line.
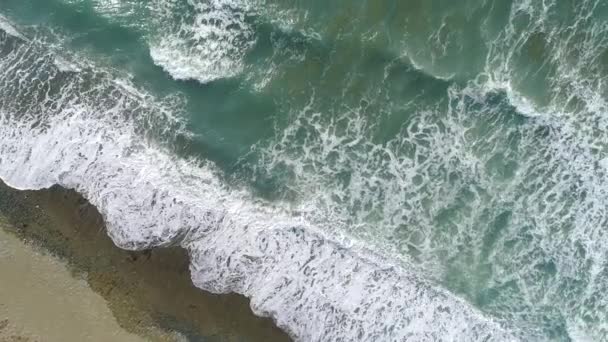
<box><xmin>1</xmin><ymin>1</ymin><xmax>608</xmax><ymax>340</ymax></box>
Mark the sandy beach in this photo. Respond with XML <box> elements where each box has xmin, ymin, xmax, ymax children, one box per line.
<box><xmin>0</xmin><ymin>220</ymin><xmax>156</xmax><ymax>342</ymax></box>
<box><xmin>0</xmin><ymin>181</ymin><xmax>289</xmax><ymax>342</ymax></box>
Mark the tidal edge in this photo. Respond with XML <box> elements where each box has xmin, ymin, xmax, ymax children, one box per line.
<box><xmin>0</xmin><ymin>179</ymin><xmax>290</xmax><ymax>342</ymax></box>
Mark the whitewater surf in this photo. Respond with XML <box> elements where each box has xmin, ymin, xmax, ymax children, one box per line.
<box><xmin>1</xmin><ymin>1</ymin><xmax>608</xmax><ymax>341</ymax></box>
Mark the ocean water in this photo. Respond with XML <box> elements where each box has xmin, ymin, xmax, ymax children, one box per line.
<box><xmin>0</xmin><ymin>1</ymin><xmax>607</xmax><ymax>340</ymax></box>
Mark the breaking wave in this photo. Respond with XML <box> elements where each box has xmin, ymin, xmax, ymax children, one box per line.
<box><xmin>0</xmin><ymin>24</ymin><xmax>514</xmax><ymax>342</ymax></box>
<box><xmin>2</xmin><ymin>0</ymin><xmax>608</xmax><ymax>340</ymax></box>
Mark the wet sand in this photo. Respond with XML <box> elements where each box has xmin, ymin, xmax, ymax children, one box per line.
<box><xmin>0</xmin><ymin>180</ymin><xmax>290</xmax><ymax>342</ymax></box>
<box><xmin>0</xmin><ymin>221</ymin><xmax>156</xmax><ymax>342</ymax></box>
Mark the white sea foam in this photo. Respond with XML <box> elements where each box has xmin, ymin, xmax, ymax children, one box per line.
<box><xmin>0</xmin><ymin>24</ymin><xmax>515</xmax><ymax>342</ymax></box>
<box><xmin>0</xmin><ymin>14</ymin><xmax>26</xmax><ymax>40</ymax></box>
<box><xmin>249</xmin><ymin>1</ymin><xmax>608</xmax><ymax>340</ymax></box>
<box><xmin>3</xmin><ymin>0</ymin><xmax>608</xmax><ymax>339</ymax></box>
<box><xmin>53</xmin><ymin>56</ymin><xmax>82</xmax><ymax>73</ymax></box>
<box><xmin>148</xmin><ymin>0</ymin><xmax>256</xmax><ymax>83</ymax></box>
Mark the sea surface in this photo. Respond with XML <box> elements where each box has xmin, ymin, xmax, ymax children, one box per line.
<box><xmin>0</xmin><ymin>1</ymin><xmax>607</xmax><ymax>341</ymax></box>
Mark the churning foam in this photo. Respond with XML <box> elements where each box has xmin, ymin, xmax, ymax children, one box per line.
<box><xmin>0</xmin><ymin>23</ymin><xmax>515</xmax><ymax>342</ymax></box>
<box><xmin>0</xmin><ymin>14</ymin><xmax>26</xmax><ymax>40</ymax></box>
<box><xmin>250</xmin><ymin>0</ymin><xmax>608</xmax><ymax>340</ymax></box>
<box><xmin>148</xmin><ymin>0</ymin><xmax>256</xmax><ymax>83</ymax></box>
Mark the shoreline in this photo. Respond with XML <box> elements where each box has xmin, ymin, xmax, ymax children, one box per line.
<box><xmin>0</xmin><ymin>180</ymin><xmax>290</xmax><ymax>341</ymax></box>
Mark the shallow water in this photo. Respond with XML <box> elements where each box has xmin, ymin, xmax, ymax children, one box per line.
<box><xmin>0</xmin><ymin>1</ymin><xmax>607</xmax><ymax>340</ymax></box>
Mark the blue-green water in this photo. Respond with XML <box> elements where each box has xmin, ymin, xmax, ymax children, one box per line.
<box><xmin>1</xmin><ymin>1</ymin><xmax>608</xmax><ymax>340</ymax></box>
